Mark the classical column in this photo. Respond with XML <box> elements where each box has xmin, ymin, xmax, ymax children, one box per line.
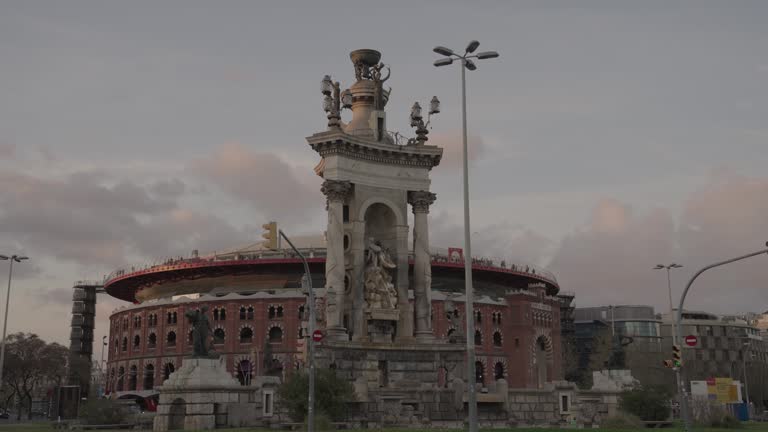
<box><xmin>395</xmin><ymin>224</ymin><xmax>413</xmax><ymax>341</ymax></box>
<box><xmin>321</xmin><ymin>179</ymin><xmax>352</xmax><ymax>341</ymax></box>
<box><xmin>409</xmin><ymin>191</ymin><xmax>436</xmax><ymax>341</ymax></box>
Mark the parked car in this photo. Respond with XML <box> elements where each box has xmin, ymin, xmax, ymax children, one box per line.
<box><xmin>0</xmin><ymin>411</ymin><xmax>9</xmax><ymax>420</ymax></box>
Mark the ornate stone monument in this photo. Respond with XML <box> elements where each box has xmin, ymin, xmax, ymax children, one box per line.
<box><xmin>309</xmin><ymin>49</ymin><xmax>465</xmax><ymax>425</ymax></box>
<box><xmin>153</xmin><ymin>308</ymin><xmax>277</xmax><ymax>431</ymax></box>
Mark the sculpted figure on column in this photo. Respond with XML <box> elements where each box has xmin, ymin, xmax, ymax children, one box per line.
<box><xmin>364</xmin><ymin>238</ymin><xmax>398</xmax><ymax>309</ymax></box>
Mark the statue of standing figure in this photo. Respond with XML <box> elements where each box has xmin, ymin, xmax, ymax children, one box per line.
<box><xmin>185</xmin><ymin>306</ymin><xmax>216</xmax><ymax>358</ymax></box>
<box><xmin>364</xmin><ymin>238</ymin><xmax>398</xmax><ymax>309</ymax></box>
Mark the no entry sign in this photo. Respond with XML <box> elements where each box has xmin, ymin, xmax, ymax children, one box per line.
<box><xmin>312</xmin><ymin>330</ymin><xmax>324</xmax><ymax>342</ymax></box>
<box><xmin>685</xmin><ymin>335</ymin><xmax>698</xmax><ymax>347</ymax></box>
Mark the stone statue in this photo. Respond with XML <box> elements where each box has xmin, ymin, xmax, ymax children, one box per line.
<box><xmin>185</xmin><ymin>306</ymin><xmax>215</xmax><ymax>358</ymax></box>
<box><xmin>364</xmin><ymin>238</ymin><xmax>398</xmax><ymax>309</ymax></box>
<box><xmin>371</xmin><ymin>62</ymin><xmax>391</xmax><ymax>110</ymax></box>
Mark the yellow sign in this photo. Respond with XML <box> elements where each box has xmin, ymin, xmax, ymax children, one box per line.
<box><xmin>714</xmin><ymin>378</ymin><xmax>735</xmax><ymax>403</ymax></box>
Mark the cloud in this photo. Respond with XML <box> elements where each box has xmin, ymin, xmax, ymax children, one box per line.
<box><xmin>429</xmin><ymin>132</ymin><xmax>486</xmax><ymax>172</ymax></box>
<box><xmin>188</xmin><ymin>143</ymin><xmax>322</xmax><ymax>222</ymax></box>
<box><xmin>429</xmin><ymin>211</ymin><xmax>555</xmax><ymax>267</ymax></box>
<box><xmin>547</xmin><ymin>175</ymin><xmax>768</xmax><ymax>314</ymax></box>
<box><xmin>0</xmin><ymin>168</ymin><xmax>246</xmax><ymax>268</ymax></box>
<box><xmin>0</xmin><ymin>143</ymin><xmax>15</xmax><ymax>159</ymax></box>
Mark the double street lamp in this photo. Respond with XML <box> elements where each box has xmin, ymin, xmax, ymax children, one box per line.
<box><xmin>433</xmin><ymin>40</ymin><xmax>498</xmax><ymax>432</ymax></box>
<box><xmin>0</xmin><ymin>254</ymin><xmax>29</xmax><ymax>389</ymax></box>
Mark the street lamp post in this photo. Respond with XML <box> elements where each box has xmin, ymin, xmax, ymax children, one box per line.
<box><xmin>741</xmin><ymin>341</ymin><xmax>751</xmax><ymax>409</ymax></box>
<box><xmin>433</xmin><ymin>41</ymin><xmax>499</xmax><ymax>432</ymax></box>
<box><xmin>675</xmin><ymin>243</ymin><xmax>768</xmax><ymax>432</ymax></box>
<box><xmin>654</xmin><ymin>263</ymin><xmax>683</xmax><ymax>406</ymax></box>
<box><xmin>0</xmin><ymin>254</ymin><xmax>29</xmax><ymax>390</ymax></box>
<box><xmin>277</xmin><ymin>230</ymin><xmax>315</xmax><ymax>432</ymax></box>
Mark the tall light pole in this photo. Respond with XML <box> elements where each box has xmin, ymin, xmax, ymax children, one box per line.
<box><xmin>433</xmin><ymin>41</ymin><xmax>499</xmax><ymax>432</ymax></box>
<box><xmin>741</xmin><ymin>340</ymin><xmax>750</xmax><ymax>408</ymax></box>
<box><xmin>0</xmin><ymin>254</ymin><xmax>29</xmax><ymax>389</ymax></box>
<box><xmin>654</xmin><ymin>263</ymin><xmax>683</xmax><ymax>405</ymax></box>
<box><xmin>277</xmin><ymin>230</ymin><xmax>315</xmax><ymax>432</ymax></box>
<box><xmin>675</xmin><ymin>242</ymin><xmax>768</xmax><ymax>432</ymax></box>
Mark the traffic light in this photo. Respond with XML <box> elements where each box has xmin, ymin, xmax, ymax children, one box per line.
<box><xmin>261</xmin><ymin>221</ymin><xmax>278</xmax><ymax>250</ymax></box>
<box><xmin>663</xmin><ymin>359</ymin><xmax>674</xmax><ymax>369</ymax></box>
<box><xmin>672</xmin><ymin>344</ymin><xmax>682</xmax><ymax>367</ymax></box>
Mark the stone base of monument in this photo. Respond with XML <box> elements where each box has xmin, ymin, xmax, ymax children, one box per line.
<box><xmin>366</xmin><ymin>308</ymin><xmax>399</xmax><ymax>344</ymax></box>
<box><xmin>317</xmin><ymin>339</ymin><xmax>466</xmax><ymax>425</ymax></box>
<box><xmin>153</xmin><ymin>357</ymin><xmax>279</xmax><ymax>431</ymax></box>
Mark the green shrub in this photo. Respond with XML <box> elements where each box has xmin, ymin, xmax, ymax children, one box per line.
<box><xmin>711</xmin><ymin>413</ymin><xmax>742</xmax><ymax>429</ymax></box>
<box><xmin>302</xmin><ymin>412</ymin><xmax>334</xmax><ymax>431</ymax></box>
<box><xmin>618</xmin><ymin>386</ymin><xmax>671</xmax><ymax>421</ymax></box>
<box><xmin>277</xmin><ymin>368</ymin><xmax>355</xmax><ymax>422</ymax></box>
<box><xmin>78</xmin><ymin>398</ymin><xmax>126</xmax><ymax>425</ymax></box>
<box><xmin>601</xmin><ymin>412</ymin><xmax>645</xmax><ymax>429</ymax></box>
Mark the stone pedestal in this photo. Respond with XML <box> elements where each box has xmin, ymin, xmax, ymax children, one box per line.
<box><xmin>367</xmin><ymin>308</ymin><xmax>399</xmax><ymax>343</ymax></box>
<box><xmin>153</xmin><ymin>357</ymin><xmax>256</xmax><ymax>431</ymax></box>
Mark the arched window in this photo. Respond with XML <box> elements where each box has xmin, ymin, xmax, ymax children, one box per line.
<box><xmin>213</xmin><ymin>309</ymin><xmax>219</xmax><ymax>321</ymax></box>
<box><xmin>474</xmin><ymin>330</ymin><xmax>482</xmax><ymax>346</ymax></box>
<box><xmin>475</xmin><ymin>310</ymin><xmax>482</xmax><ymax>323</ymax></box>
<box><xmin>128</xmin><ymin>365</ymin><xmax>138</xmax><ymax>391</ymax></box>
<box><xmin>494</xmin><ymin>362</ymin><xmax>505</xmax><ymax>380</ymax></box>
<box><xmin>239</xmin><ymin>307</ymin><xmax>246</xmax><ymax>320</ymax></box>
<box><xmin>493</xmin><ymin>331</ymin><xmax>502</xmax><ymax>347</ymax></box>
<box><xmin>148</xmin><ymin>333</ymin><xmax>157</xmax><ymax>348</ymax></box>
<box><xmin>121</xmin><ymin>337</ymin><xmax>128</xmax><ymax>352</ymax></box>
<box><xmin>240</xmin><ymin>327</ymin><xmax>253</xmax><ymax>343</ymax></box>
<box><xmin>143</xmin><ymin>364</ymin><xmax>155</xmax><ymax>390</ymax></box>
<box><xmin>137</xmin><ymin>316</ymin><xmax>142</xmax><ymax>328</ymax></box>
<box><xmin>172</xmin><ymin>312</ymin><xmax>177</xmax><ymax>324</ymax></box>
<box><xmin>114</xmin><ymin>338</ymin><xmax>119</xmax><ymax>354</ymax></box>
<box><xmin>167</xmin><ymin>331</ymin><xmax>177</xmax><ymax>347</ymax></box>
<box><xmin>167</xmin><ymin>312</ymin><xmax>173</xmax><ymax>324</ymax></box>
<box><xmin>268</xmin><ymin>306</ymin><xmax>276</xmax><ymax>319</ymax></box>
<box><xmin>117</xmin><ymin>367</ymin><xmax>125</xmax><ymax>391</ymax></box>
<box><xmin>268</xmin><ymin>326</ymin><xmax>283</xmax><ymax>343</ymax></box>
<box><xmin>220</xmin><ymin>308</ymin><xmax>226</xmax><ymax>321</ymax></box>
<box><xmin>163</xmin><ymin>363</ymin><xmax>175</xmax><ymax>381</ymax></box>
<box><xmin>298</xmin><ymin>305</ymin><xmax>305</xmax><ymax>320</ymax></box>
<box><xmin>475</xmin><ymin>361</ymin><xmax>485</xmax><ymax>385</ymax></box>
<box><xmin>276</xmin><ymin>306</ymin><xmax>283</xmax><ymax>318</ymax></box>
<box><xmin>133</xmin><ymin>335</ymin><xmax>140</xmax><ymax>349</ymax></box>
<box><xmin>213</xmin><ymin>328</ymin><xmax>225</xmax><ymax>345</ymax></box>
<box><xmin>247</xmin><ymin>307</ymin><xmax>254</xmax><ymax>320</ymax></box>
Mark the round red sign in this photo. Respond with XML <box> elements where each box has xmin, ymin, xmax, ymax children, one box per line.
<box><xmin>685</xmin><ymin>335</ymin><xmax>698</xmax><ymax>347</ymax></box>
<box><xmin>312</xmin><ymin>330</ymin><xmax>324</xmax><ymax>342</ymax></box>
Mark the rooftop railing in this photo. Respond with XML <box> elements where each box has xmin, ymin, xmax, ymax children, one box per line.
<box><xmin>104</xmin><ymin>246</ymin><xmax>558</xmax><ymax>286</ymax></box>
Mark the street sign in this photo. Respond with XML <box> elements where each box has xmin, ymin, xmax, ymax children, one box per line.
<box><xmin>685</xmin><ymin>335</ymin><xmax>698</xmax><ymax>347</ymax></box>
<box><xmin>312</xmin><ymin>330</ymin><xmax>324</xmax><ymax>342</ymax></box>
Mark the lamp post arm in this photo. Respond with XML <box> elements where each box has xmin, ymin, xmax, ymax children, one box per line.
<box><xmin>675</xmin><ymin>244</ymin><xmax>768</xmax><ymax>432</ymax></box>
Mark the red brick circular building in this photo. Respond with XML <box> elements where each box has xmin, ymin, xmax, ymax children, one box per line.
<box><xmin>105</xmin><ymin>246</ymin><xmax>570</xmax><ymax>398</ymax></box>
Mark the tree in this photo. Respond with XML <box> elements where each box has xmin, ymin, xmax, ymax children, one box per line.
<box><xmin>277</xmin><ymin>368</ymin><xmax>355</xmax><ymax>422</ymax></box>
<box><xmin>1</xmin><ymin>333</ymin><xmax>69</xmax><ymax>419</ymax></box>
<box><xmin>619</xmin><ymin>386</ymin><xmax>671</xmax><ymax>421</ymax></box>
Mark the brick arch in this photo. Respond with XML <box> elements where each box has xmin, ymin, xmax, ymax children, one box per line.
<box><xmin>492</xmin><ymin>328</ymin><xmax>503</xmax><ymax>346</ymax></box>
<box><xmin>266</xmin><ymin>322</ymin><xmax>284</xmax><ymax>335</ymax></box>
<box><xmin>533</xmin><ymin>329</ymin><xmax>554</xmax><ymax>362</ymax></box>
<box><xmin>492</xmin><ymin>357</ymin><xmax>508</xmax><ymax>378</ymax></box>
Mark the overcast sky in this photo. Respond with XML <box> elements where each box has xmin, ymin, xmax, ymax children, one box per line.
<box><xmin>1</xmin><ymin>1</ymin><xmax>768</xmax><ymax>346</ymax></box>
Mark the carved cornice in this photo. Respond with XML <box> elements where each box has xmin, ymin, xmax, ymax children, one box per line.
<box><xmin>321</xmin><ymin>180</ymin><xmax>352</xmax><ymax>203</ymax></box>
<box><xmin>408</xmin><ymin>190</ymin><xmax>437</xmax><ymax>214</ymax></box>
<box><xmin>307</xmin><ymin>132</ymin><xmax>442</xmax><ymax>169</ymax></box>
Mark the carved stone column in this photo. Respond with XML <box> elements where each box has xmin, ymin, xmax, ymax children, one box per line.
<box><xmin>321</xmin><ymin>179</ymin><xmax>352</xmax><ymax>341</ymax></box>
<box><xmin>409</xmin><ymin>190</ymin><xmax>436</xmax><ymax>341</ymax></box>
<box><xmin>395</xmin><ymin>224</ymin><xmax>412</xmax><ymax>341</ymax></box>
